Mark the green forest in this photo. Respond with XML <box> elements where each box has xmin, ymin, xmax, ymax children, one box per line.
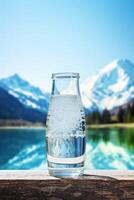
<box><xmin>86</xmin><ymin>101</ymin><xmax>134</xmax><ymax>125</ymax></box>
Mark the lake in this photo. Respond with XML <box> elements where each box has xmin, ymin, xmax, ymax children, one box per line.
<box><xmin>0</xmin><ymin>127</ymin><xmax>134</xmax><ymax>170</ymax></box>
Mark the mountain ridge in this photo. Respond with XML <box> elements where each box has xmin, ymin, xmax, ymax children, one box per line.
<box><xmin>0</xmin><ymin>73</ymin><xmax>50</xmax><ymax>113</ymax></box>
<box><xmin>0</xmin><ymin>87</ymin><xmax>46</xmax><ymax>123</ymax></box>
<box><xmin>81</xmin><ymin>59</ymin><xmax>134</xmax><ymax>111</ymax></box>
<box><xmin>0</xmin><ymin>58</ymin><xmax>134</xmax><ymax>121</ymax></box>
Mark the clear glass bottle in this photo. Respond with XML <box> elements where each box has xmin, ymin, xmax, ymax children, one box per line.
<box><xmin>46</xmin><ymin>72</ymin><xmax>86</xmax><ymax>178</ymax></box>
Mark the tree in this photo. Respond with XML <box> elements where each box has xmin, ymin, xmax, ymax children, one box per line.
<box><xmin>117</xmin><ymin>107</ymin><xmax>125</xmax><ymax>123</ymax></box>
<box><xmin>86</xmin><ymin>110</ymin><xmax>101</xmax><ymax>124</ymax></box>
<box><xmin>124</xmin><ymin>104</ymin><xmax>132</xmax><ymax>123</ymax></box>
<box><xmin>101</xmin><ymin>109</ymin><xmax>111</xmax><ymax>124</ymax></box>
<box><xmin>130</xmin><ymin>101</ymin><xmax>134</xmax><ymax>122</ymax></box>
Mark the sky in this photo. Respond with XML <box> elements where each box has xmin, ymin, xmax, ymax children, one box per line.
<box><xmin>0</xmin><ymin>0</ymin><xmax>134</xmax><ymax>91</ymax></box>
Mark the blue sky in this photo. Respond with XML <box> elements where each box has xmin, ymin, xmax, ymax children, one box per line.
<box><xmin>0</xmin><ymin>0</ymin><xmax>134</xmax><ymax>91</ymax></box>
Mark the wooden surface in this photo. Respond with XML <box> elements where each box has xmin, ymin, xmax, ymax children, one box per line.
<box><xmin>0</xmin><ymin>170</ymin><xmax>134</xmax><ymax>200</ymax></box>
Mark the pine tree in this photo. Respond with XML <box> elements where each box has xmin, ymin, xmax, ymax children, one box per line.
<box><xmin>86</xmin><ymin>114</ymin><xmax>92</xmax><ymax>125</ymax></box>
<box><xmin>86</xmin><ymin>110</ymin><xmax>101</xmax><ymax>124</ymax></box>
<box><xmin>130</xmin><ymin>101</ymin><xmax>134</xmax><ymax>122</ymax></box>
<box><xmin>93</xmin><ymin>110</ymin><xmax>101</xmax><ymax>124</ymax></box>
<box><xmin>125</xmin><ymin>104</ymin><xmax>131</xmax><ymax>123</ymax></box>
<box><xmin>117</xmin><ymin>107</ymin><xmax>125</xmax><ymax>123</ymax></box>
<box><xmin>101</xmin><ymin>109</ymin><xmax>111</xmax><ymax>124</ymax></box>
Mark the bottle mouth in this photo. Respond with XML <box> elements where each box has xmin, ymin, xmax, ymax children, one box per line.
<box><xmin>52</xmin><ymin>72</ymin><xmax>80</xmax><ymax>79</ymax></box>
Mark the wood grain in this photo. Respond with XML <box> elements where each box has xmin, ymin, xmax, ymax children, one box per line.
<box><xmin>0</xmin><ymin>170</ymin><xmax>133</xmax><ymax>200</ymax></box>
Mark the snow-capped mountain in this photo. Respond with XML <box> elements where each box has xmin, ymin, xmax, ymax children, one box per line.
<box><xmin>81</xmin><ymin>59</ymin><xmax>134</xmax><ymax>111</ymax></box>
<box><xmin>1</xmin><ymin>58</ymin><xmax>134</xmax><ymax>115</ymax></box>
<box><xmin>0</xmin><ymin>74</ymin><xmax>50</xmax><ymax>112</ymax></box>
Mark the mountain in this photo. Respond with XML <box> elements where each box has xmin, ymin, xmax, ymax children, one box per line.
<box><xmin>1</xmin><ymin>58</ymin><xmax>134</xmax><ymax>120</ymax></box>
<box><xmin>81</xmin><ymin>59</ymin><xmax>134</xmax><ymax>112</ymax></box>
<box><xmin>0</xmin><ymin>74</ymin><xmax>50</xmax><ymax>113</ymax></box>
<box><xmin>0</xmin><ymin>87</ymin><xmax>45</xmax><ymax>123</ymax></box>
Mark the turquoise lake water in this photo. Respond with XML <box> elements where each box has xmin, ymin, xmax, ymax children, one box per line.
<box><xmin>0</xmin><ymin>127</ymin><xmax>134</xmax><ymax>170</ymax></box>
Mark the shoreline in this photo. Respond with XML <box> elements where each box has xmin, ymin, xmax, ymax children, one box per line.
<box><xmin>0</xmin><ymin>123</ymin><xmax>134</xmax><ymax>129</ymax></box>
<box><xmin>0</xmin><ymin>126</ymin><xmax>45</xmax><ymax>129</ymax></box>
<box><xmin>87</xmin><ymin>123</ymin><xmax>134</xmax><ymax>128</ymax></box>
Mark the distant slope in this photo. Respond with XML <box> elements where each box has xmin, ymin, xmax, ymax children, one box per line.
<box><xmin>0</xmin><ymin>87</ymin><xmax>45</xmax><ymax>123</ymax></box>
<box><xmin>1</xmin><ymin>58</ymin><xmax>134</xmax><ymax>119</ymax></box>
<box><xmin>81</xmin><ymin>59</ymin><xmax>134</xmax><ymax>111</ymax></box>
<box><xmin>0</xmin><ymin>74</ymin><xmax>50</xmax><ymax>113</ymax></box>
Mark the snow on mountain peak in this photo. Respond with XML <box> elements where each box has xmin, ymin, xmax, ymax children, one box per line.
<box><xmin>95</xmin><ymin>59</ymin><xmax>134</xmax><ymax>78</ymax></box>
<box><xmin>1</xmin><ymin>73</ymin><xmax>46</xmax><ymax>97</ymax></box>
<box><xmin>81</xmin><ymin>59</ymin><xmax>134</xmax><ymax>111</ymax></box>
<box><xmin>0</xmin><ymin>59</ymin><xmax>134</xmax><ymax>113</ymax></box>
<box><xmin>100</xmin><ymin>59</ymin><xmax>119</xmax><ymax>74</ymax></box>
<box><xmin>0</xmin><ymin>74</ymin><xmax>50</xmax><ymax>112</ymax></box>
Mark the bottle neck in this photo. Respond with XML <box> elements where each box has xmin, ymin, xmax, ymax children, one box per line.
<box><xmin>51</xmin><ymin>73</ymin><xmax>80</xmax><ymax>96</ymax></box>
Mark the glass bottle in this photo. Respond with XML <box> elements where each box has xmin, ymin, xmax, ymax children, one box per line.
<box><xmin>46</xmin><ymin>72</ymin><xmax>86</xmax><ymax>178</ymax></box>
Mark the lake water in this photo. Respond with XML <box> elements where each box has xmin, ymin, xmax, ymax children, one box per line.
<box><xmin>0</xmin><ymin>127</ymin><xmax>134</xmax><ymax>170</ymax></box>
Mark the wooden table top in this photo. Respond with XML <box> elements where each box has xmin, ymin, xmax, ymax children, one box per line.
<box><xmin>0</xmin><ymin>170</ymin><xmax>134</xmax><ymax>200</ymax></box>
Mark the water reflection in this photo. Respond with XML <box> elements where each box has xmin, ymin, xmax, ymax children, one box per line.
<box><xmin>0</xmin><ymin>127</ymin><xmax>134</xmax><ymax>170</ymax></box>
<box><xmin>86</xmin><ymin>128</ymin><xmax>134</xmax><ymax>169</ymax></box>
<box><xmin>86</xmin><ymin>128</ymin><xmax>134</xmax><ymax>153</ymax></box>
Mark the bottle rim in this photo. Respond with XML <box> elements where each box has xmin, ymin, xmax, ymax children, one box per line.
<box><xmin>52</xmin><ymin>72</ymin><xmax>80</xmax><ymax>79</ymax></box>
